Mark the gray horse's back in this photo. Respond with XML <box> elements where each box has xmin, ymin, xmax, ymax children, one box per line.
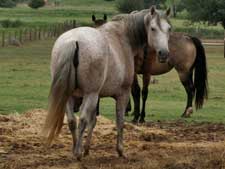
<box><xmin>51</xmin><ymin>27</ymin><xmax>109</xmax><ymax>94</ymax></box>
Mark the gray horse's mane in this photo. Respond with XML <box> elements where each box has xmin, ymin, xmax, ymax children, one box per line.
<box><xmin>111</xmin><ymin>9</ymin><xmax>171</xmax><ymax>49</ymax></box>
<box><xmin>124</xmin><ymin>11</ymin><xmax>149</xmax><ymax>49</ymax></box>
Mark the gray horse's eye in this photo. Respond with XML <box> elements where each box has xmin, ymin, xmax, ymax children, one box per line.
<box><xmin>151</xmin><ymin>27</ymin><xmax>156</xmax><ymax>31</ymax></box>
<box><xmin>168</xmin><ymin>27</ymin><xmax>171</xmax><ymax>32</ymax></box>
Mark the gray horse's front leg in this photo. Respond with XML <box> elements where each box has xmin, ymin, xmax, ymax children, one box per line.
<box><xmin>115</xmin><ymin>90</ymin><xmax>130</xmax><ymax>157</ymax></box>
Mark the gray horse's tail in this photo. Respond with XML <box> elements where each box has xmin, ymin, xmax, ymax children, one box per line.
<box><xmin>43</xmin><ymin>41</ymin><xmax>79</xmax><ymax>145</ymax></box>
<box><xmin>191</xmin><ymin>37</ymin><xmax>208</xmax><ymax>109</ymax></box>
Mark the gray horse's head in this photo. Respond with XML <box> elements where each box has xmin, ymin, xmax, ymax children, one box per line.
<box><xmin>144</xmin><ymin>6</ymin><xmax>171</xmax><ymax>63</ymax></box>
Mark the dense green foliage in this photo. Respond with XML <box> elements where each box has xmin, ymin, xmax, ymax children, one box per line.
<box><xmin>183</xmin><ymin>0</ymin><xmax>225</xmax><ymax>29</ymax></box>
<box><xmin>28</xmin><ymin>0</ymin><xmax>45</xmax><ymax>9</ymax></box>
<box><xmin>0</xmin><ymin>0</ymin><xmax>17</xmax><ymax>8</ymax></box>
<box><xmin>115</xmin><ymin>0</ymin><xmax>144</xmax><ymax>13</ymax></box>
<box><xmin>0</xmin><ymin>19</ymin><xmax>23</xmax><ymax>28</ymax></box>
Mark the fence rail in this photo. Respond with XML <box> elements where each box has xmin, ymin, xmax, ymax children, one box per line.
<box><xmin>0</xmin><ymin>20</ymin><xmax>76</xmax><ymax>47</ymax></box>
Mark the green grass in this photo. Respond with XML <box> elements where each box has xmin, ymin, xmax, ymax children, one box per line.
<box><xmin>0</xmin><ymin>39</ymin><xmax>225</xmax><ymax>123</ymax></box>
<box><xmin>0</xmin><ymin>0</ymin><xmax>117</xmax><ymax>29</ymax></box>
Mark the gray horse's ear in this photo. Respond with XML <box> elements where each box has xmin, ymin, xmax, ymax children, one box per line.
<box><xmin>165</xmin><ymin>7</ymin><xmax>171</xmax><ymax>17</ymax></box>
<box><xmin>92</xmin><ymin>15</ymin><xmax>96</xmax><ymax>21</ymax></box>
<box><xmin>103</xmin><ymin>14</ymin><xmax>107</xmax><ymax>21</ymax></box>
<box><xmin>149</xmin><ymin>6</ymin><xmax>156</xmax><ymax>16</ymax></box>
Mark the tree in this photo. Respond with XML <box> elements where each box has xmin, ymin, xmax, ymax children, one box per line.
<box><xmin>184</xmin><ymin>0</ymin><xmax>225</xmax><ymax>29</ymax></box>
<box><xmin>0</xmin><ymin>0</ymin><xmax>16</xmax><ymax>8</ymax></box>
<box><xmin>184</xmin><ymin>0</ymin><xmax>225</xmax><ymax>57</ymax></box>
<box><xmin>28</xmin><ymin>0</ymin><xmax>45</xmax><ymax>9</ymax></box>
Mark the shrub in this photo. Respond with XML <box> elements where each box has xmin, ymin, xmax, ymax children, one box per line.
<box><xmin>116</xmin><ymin>0</ymin><xmax>144</xmax><ymax>13</ymax></box>
<box><xmin>28</xmin><ymin>0</ymin><xmax>45</xmax><ymax>9</ymax></box>
<box><xmin>1</xmin><ymin>19</ymin><xmax>23</xmax><ymax>28</ymax></box>
<box><xmin>0</xmin><ymin>0</ymin><xmax>17</xmax><ymax>8</ymax></box>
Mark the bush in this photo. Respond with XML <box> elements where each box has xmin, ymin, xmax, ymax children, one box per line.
<box><xmin>0</xmin><ymin>0</ymin><xmax>17</xmax><ymax>8</ymax></box>
<box><xmin>28</xmin><ymin>0</ymin><xmax>45</xmax><ymax>9</ymax></box>
<box><xmin>116</xmin><ymin>0</ymin><xmax>144</xmax><ymax>13</ymax></box>
<box><xmin>0</xmin><ymin>19</ymin><xmax>23</xmax><ymax>28</ymax></box>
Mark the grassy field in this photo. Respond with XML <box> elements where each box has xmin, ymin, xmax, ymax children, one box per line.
<box><xmin>0</xmin><ymin>0</ymin><xmax>224</xmax><ymax>39</ymax></box>
<box><xmin>0</xmin><ymin>38</ymin><xmax>224</xmax><ymax>123</ymax></box>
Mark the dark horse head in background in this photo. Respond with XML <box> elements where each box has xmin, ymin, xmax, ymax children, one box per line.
<box><xmin>92</xmin><ymin>14</ymin><xmax>107</xmax><ymax>27</ymax></box>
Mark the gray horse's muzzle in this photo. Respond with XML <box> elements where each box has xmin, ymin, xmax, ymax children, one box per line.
<box><xmin>157</xmin><ymin>49</ymin><xmax>169</xmax><ymax>63</ymax></box>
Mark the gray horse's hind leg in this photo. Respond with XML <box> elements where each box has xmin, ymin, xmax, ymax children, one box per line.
<box><xmin>84</xmin><ymin>110</ymin><xmax>97</xmax><ymax>156</ymax></box>
<box><xmin>179</xmin><ymin>72</ymin><xmax>195</xmax><ymax>118</ymax></box>
<box><xmin>115</xmin><ymin>89</ymin><xmax>130</xmax><ymax>157</ymax></box>
<box><xmin>66</xmin><ymin>97</ymin><xmax>77</xmax><ymax>152</ymax></box>
<box><xmin>74</xmin><ymin>93</ymin><xmax>98</xmax><ymax>160</ymax></box>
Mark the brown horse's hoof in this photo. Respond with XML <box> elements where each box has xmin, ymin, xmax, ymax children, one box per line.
<box><xmin>181</xmin><ymin>107</ymin><xmax>193</xmax><ymax>118</ymax></box>
<box><xmin>131</xmin><ymin>118</ymin><xmax>138</xmax><ymax>124</ymax></box>
<box><xmin>139</xmin><ymin>118</ymin><xmax>145</xmax><ymax>124</ymax></box>
<box><xmin>83</xmin><ymin>149</ymin><xmax>89</xmax><ymax>157</ymax></box>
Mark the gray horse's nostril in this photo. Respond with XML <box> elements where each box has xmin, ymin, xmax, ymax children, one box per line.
<box><xmin>158</xmin><ymin>50</ymin><xmax>169</xmax><ymax>63</ymax></box>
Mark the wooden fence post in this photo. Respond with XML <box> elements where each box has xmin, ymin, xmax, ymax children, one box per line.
<box><xmin>2</xmin><ymin>31</ymin><xmax>4</xmax><ymax>47</ymax></box>
<box><xmin>73</xmin><ymin>20</ymin><xmax>76</xmax><ymax>28</ymax></box>
<box><xmin>224</xmin><ymin>31</ymin><xmax>225</xmax><ymax>58</ymax></box>
<box><xmin>29</xmin><ymin>29</ymin><xmax>32</xmax><ymax>41</ymax></box>
<box><xmin>19</xmin><ymin>29</ymin><xmax>22</xmax><ymax>43</ymax></box>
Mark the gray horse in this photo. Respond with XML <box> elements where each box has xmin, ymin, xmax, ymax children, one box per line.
<box><xmin>43</xmin><ymin>6</ymin><xmax>171</xmax><ymax>160</ymax></box>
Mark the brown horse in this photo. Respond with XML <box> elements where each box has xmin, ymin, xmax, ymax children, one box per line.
<box><xmin>131</xmin><ymin>32</ymin><xmax>208</xmax><ymax>123</ymax></box>
<box><xmin>92</xmin><ymin>14</ymin><xmax>107</xmax><ymax>27</ymax></box>
<box><xmin>43</xmin><ymin>6</ymin><xmax>171</xmax><ymax>160</ymax></box>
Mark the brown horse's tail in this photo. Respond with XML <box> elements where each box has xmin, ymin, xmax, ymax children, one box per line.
<box><xmin>43</xmin><ymin>41</ymin><xmax>79</xmax><ymax>145</ymax></box>
<box><xmin>191</xmin><ymin>36</ymin><xmax>208</xmax><ymax>109</ymax></box>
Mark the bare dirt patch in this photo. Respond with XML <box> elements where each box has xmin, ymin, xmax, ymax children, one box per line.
<box><xmin>1</xmin><ymin>109</ymin><xmax>225</xmax><ymax>169</ymax></box>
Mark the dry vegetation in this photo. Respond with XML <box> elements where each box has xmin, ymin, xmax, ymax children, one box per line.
<box><xmin>1</xmin><ymin>109</ymin><xmax>225</xmax><ymax>169</ymax></box>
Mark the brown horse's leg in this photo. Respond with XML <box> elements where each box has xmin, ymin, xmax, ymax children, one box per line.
<box><xmin>96</xmin><ymin>98</ymin><xmax>100</xmax><ymax>116</ymax></box>
<box><xmin>125</xmin><ymin>98</ymin><xmax>131</xmax><ymax>116</ymax></box>
<box><xmin>139</xmin><ymin>74</ymin><xmax>150</xmax><ymax>123</ymax></box>
<box><xmin>73</xmin><ymin>97</ymin><xmax>82</xmax><ymax>112</ymax></box>
<box><xmin>179</xmin><ymin>72</ymin><xmax>195</xmax><ymax>118</ymax></box>
<box><xmin>131</xmin><ymin>74</ymin><xmax>141</xmax><ymax>123</ymax></box>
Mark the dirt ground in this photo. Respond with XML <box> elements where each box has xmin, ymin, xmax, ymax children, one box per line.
<box><xmin>1</xmin><ymin>109</ymin><xmax>225</xmax><ymax>169</ymax></box>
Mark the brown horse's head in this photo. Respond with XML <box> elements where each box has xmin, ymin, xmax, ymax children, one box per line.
<box><xmin>144</xmin><ymin>6</ymin><xmax>172</xmax><ymax>63</ymax></box>
<box><xmin>92</xmin><ymin>14</ymin><xmax>107</xmax><ymax>27</ymax></box>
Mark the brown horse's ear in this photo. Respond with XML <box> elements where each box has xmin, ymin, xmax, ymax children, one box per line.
<box><xmin>103</xmin><ymin>14</ymin><xmax>107</xmax><ymax>21</ymax></box>
<box><xmin>165</xmin><ymin>7</ymin><xmax>171</xmax><ymax>17</ymax></box>
<box><xmin>149</xmin><ymin>5</ymin><xmax>156</xmax><ymax>16</ymax></box>
<box><xmin>92</xmin><ymin>15</ymin><xmax>96</xmax><ymax>22</ymax></box>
